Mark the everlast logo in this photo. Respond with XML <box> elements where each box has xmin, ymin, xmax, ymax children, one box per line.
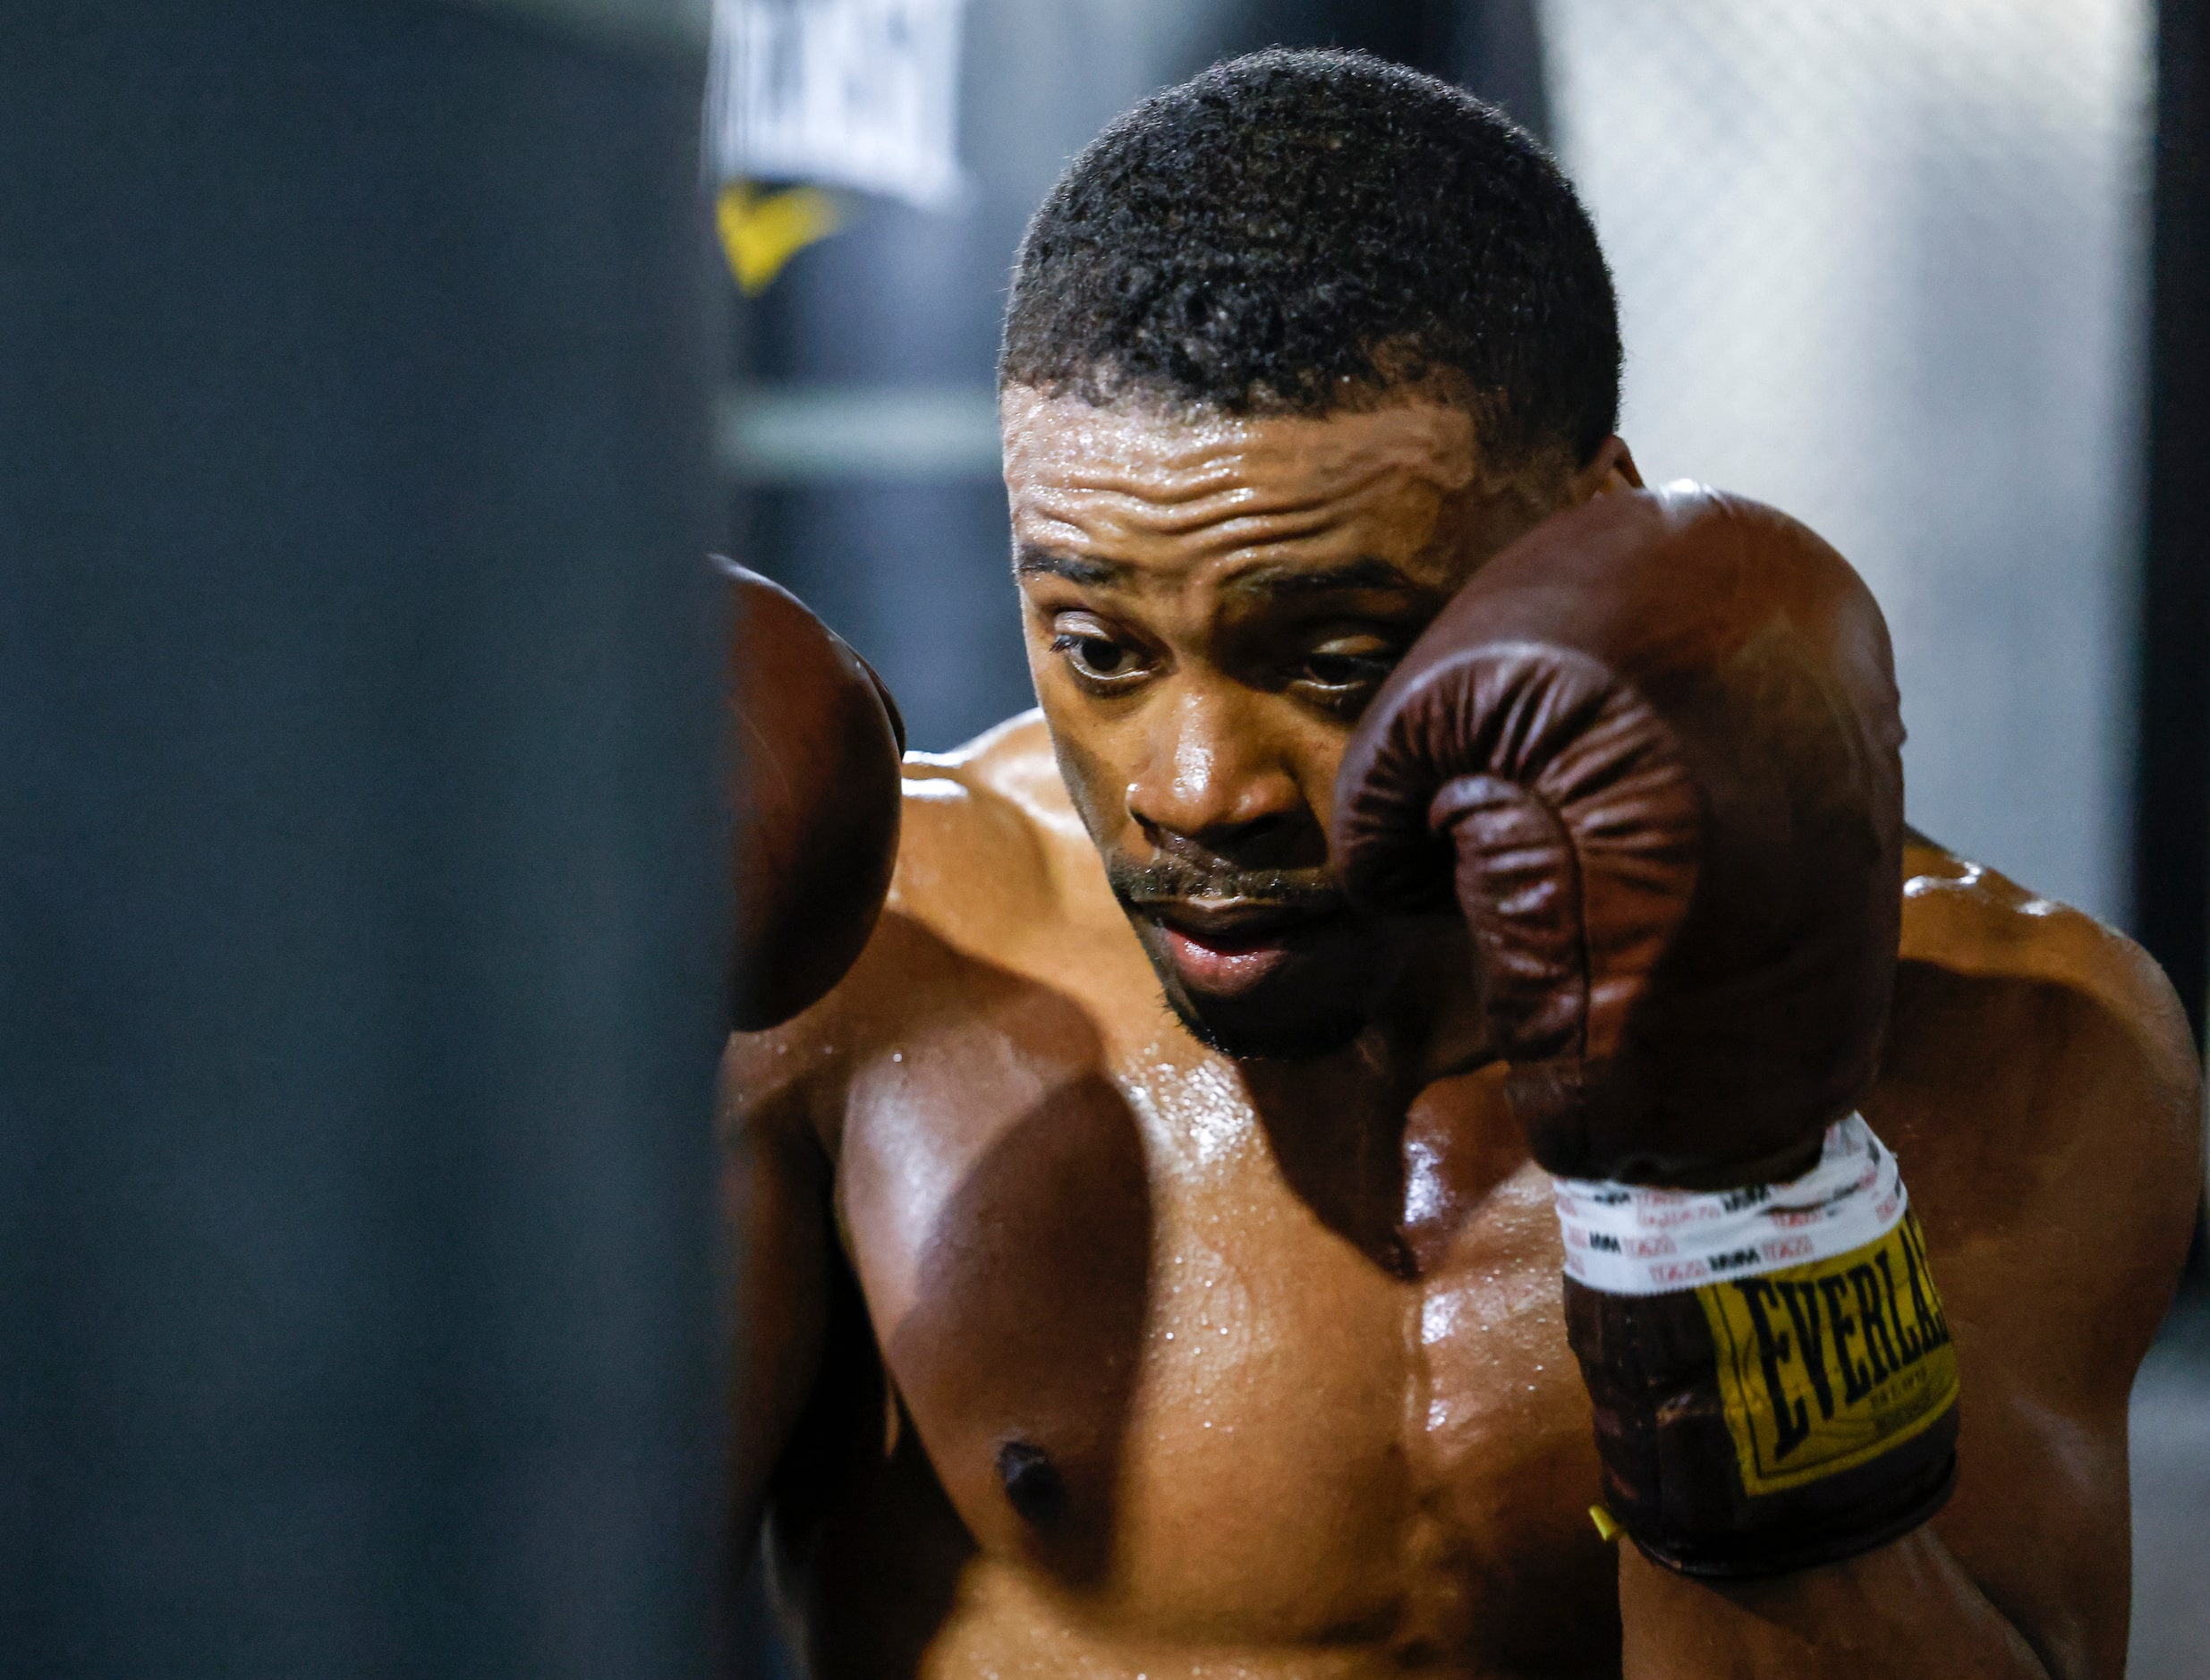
<box><xmin>1695</xmin><ymin>1212</ymin><xmax>1960</xmax><ymax>1497</ymax></box>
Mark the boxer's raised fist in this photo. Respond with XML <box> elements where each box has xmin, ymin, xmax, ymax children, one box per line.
<box><xmin>1333</xmin><ymin>489</ymin><xmax>1958</xmax><ymax>1580</ymax></box>
<box><xmin>1332</xmin><ymin>484</ymin><xmax>1905</xmax><ymax>1187</ymax></box>
<box><xmin>720</xmin><ymin>558</ymin><xmax>904</xmax><ymax>1031</ymax></box>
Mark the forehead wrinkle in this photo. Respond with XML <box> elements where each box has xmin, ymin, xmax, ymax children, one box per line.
<box><xmin>1016</xmin><ymin>483</ymin><xmax>1377</xmax><ymax>549</ymax></box>
<box><xmin>1001</xmin><ymin>389</ymin><xmax>1483</xmax><ymax>510</ymax></box>
<box><xmin>1014</xmin><ymin>438</ymin><xmax>1467</xmax><ymax>519</ymax></box>
<box><xmin>1003</xmin><ymin>392</ymin><xmax>1485</xmax><ymax>597</ymax></box>
<box><xmin>1017</xmin><ymin>506</ymin><xmax>1413</xmax><ymax>596</ymax></box>
<box><xmin>1013</xmin><ymin>437</ymin><xmax>1455</xmax><ymax>550</ymax></box>
<box><xmin>1022</xmin><ymin>444</ymin><xmax>1258</xmax><ymax>508</ymax></box>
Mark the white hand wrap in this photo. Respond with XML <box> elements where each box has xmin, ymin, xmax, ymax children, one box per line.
<box><xmin>1551</xmin><ymin>1115</ymin><xmax>1907</xmax><ymax>1296</ymax></box>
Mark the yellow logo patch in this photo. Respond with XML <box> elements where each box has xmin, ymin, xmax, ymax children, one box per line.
<box><xmin>1695</xmin><ymin>1212</ymin><xmax>1959</xmax><ymax>1497</ymax></box>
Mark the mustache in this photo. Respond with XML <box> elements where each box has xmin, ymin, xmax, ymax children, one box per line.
<box><xmin>1103</xmin><ymin>851</ymin><xmax>1347</xmax><ymax>913</ymax></box>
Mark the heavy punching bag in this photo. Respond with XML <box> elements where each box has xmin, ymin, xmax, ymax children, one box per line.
<box><xmin>0</xmin><ymin>3</ymin><xmax>727</xmax><ymax>1673</ymax></box>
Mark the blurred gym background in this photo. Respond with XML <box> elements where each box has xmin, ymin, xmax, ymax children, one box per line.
<box><xmin>5</xmin><ymin>0</ymin><xmax>2205</xmax><ymax>1675</ymax></box>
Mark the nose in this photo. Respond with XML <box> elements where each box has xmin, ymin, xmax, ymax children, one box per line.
<box><xmin>1124</xmin><ymin>685</ymin><xmax>1319</xmax><ymax>870</ymax></box>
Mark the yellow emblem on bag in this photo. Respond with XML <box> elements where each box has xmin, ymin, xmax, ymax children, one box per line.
<box><xmin>1696</xmin><ymin>1212</ymin><xmax>1959</xmax><ymax>1497</ymax></box>
<box><xmin>717</xmin><ymin>182</ymin><xmax>842</xmax><ymax>296</ymax></box>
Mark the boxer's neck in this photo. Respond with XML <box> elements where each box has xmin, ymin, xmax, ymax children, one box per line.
<box><xmin>1223</xmin><ymin>925</ymin><xmax>1511</xmax><ymax>1275</ymax></box>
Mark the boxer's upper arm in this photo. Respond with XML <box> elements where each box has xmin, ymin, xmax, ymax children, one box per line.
<box><xmin>710</xmin><ymin>759</ymin><xmax>999</xmax><ymax>1575</ymax></box>
<box><xmin>1900</xmin><ymin>940</ymin><xmax>2203</xmax><ymax>1679</ymax></box>
<box><xmin>718</xmin><ymin>1029</ymin><xmax>837</xmax><ymax>1568</ymax></box>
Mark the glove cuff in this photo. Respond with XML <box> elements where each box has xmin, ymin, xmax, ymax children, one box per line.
<box><xmin>1554</xmin><ymin>1119</ymin><xmax>1960</xmax><ymax>1578</ymax></box>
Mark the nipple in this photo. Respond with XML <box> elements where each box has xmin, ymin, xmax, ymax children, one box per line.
<box><xmin>994</xmin><ymin>1438</ymin><xmax>1067</xmax><ymax>1524</ymax></box>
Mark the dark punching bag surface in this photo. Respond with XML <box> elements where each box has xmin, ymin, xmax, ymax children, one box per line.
<box><xmin>0</xmin><ymin>3</ymin><xmax>725</xmax><ymax>1676</ymax></box>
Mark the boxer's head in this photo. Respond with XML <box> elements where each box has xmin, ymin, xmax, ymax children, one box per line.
<box><xmin>999</xmin><ymin>50</ymin><xmax>1635</xmax><ymax>1059</ymax></box>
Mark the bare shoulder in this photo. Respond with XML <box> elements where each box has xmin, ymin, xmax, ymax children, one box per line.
<box><xmin>889</xmin><ymin>708</ymin><xmax>1092</xmax><ymax>938</ymax></box>
<box><xmin>1891</xmin><ymin>836</ymin><xmax>2199</xmax><ymax>1137</ymax></box>
<box><xmin>1898</xmin><ymin>837</ymin><xmax>2193</xmax><ymax>1069</ymax></box>
<box><xmin>1873</xmin><ymin>835</ymin><xmax>2202</xmax><ymax>1374</ymax></box>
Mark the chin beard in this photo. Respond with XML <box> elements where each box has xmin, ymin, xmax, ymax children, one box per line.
<box><xmin>1150</xmin><ymin>961</ymin><xmax>1373</xmax><ymax>1064</ymax></box>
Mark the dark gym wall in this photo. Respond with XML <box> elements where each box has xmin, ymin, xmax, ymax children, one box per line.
<box><xmin>2138</xmin><ymin>0</ymin><xmax>2210</xmax><ymax>1053</ymax></box>
<box><xmin>728</xmin><ymin>0</ymin><xmax>1550</xmax><ymax>752</ymax></box>
<box><xmin>0</xmin><ymin>3</ymin><xmax>727</xmax><ymax>1674</ymax></box>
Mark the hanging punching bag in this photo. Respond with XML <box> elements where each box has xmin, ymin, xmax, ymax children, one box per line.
<box><xmin>0</xmin><ymin>2</ymin><xmax>727</xmax><ymax>1673</ymax></box>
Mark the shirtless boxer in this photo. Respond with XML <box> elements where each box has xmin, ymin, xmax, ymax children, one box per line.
<box><xmin>721</xmin><ymin>51</ymin><xmax>2205</xmax><ymax>1678</ymax></box>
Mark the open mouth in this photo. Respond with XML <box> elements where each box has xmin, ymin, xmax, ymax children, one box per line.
<box><xmin>1145</xmin><ymin>900</ymin><xmax>1347</xmax><ymax>997</ymax></box>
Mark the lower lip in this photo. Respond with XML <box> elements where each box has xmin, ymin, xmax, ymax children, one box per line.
<box><xmin>1158</xmin><ymin>922</ymin><xmax>1310</xmax><ymax>997</ymax></box>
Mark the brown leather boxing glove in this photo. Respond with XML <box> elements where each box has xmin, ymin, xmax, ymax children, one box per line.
<box><xmin>1332</xmin><ymin>486</ymin><xmax>1958</xmax><ymax>1579</ymax></box>
<box><xmin>720</xmin><ymin>556</ymin><xmax>904</xmax><ymax>1031</ymax></box>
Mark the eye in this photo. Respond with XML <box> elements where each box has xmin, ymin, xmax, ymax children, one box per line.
<box><xmin>1294</xmin><ymin>637</ymin><xmax>1399</xmax><ymax>694</ymax></box>
<box><xmin>1048</xmin><ymin>615</ymin><xmax>1152</xmax><ymax>687</ymax></box>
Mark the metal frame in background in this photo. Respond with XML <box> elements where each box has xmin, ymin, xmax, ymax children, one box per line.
<box><xmin>2138</xmin><ymin>0</ymin><xmax>2210</xmax><ymax>1266</ymax></box>
<box><xmin>2139</xmin><ymin>0</ymin><xmax>2210</xmax><ymax>1046</ymax></box>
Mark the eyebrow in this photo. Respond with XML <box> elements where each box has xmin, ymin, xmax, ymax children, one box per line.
<box><xmin>1227</xmin><ymin>557</ymin><xmax>1424</xmax><ymax>598</ymax></box>
<box><xmin>1014</xmin><ymin>546</ymin><xmax>1129</xmax><ymax>586</ymax></box>
<box><xmin>1013</xmin><ymin>547</ymin><xmax>1423</xmax><ymax>597</ymax></box>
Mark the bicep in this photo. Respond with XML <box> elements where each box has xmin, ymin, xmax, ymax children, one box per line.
<box><xmin>1931</xmin><ymin>1372</ymin><xmax>2127</xmax><ymax>1680</ymax></box>
<box><xmin>1917</xmin><ymin>978</ymin><xmax>2201</xmax><ymax>1678</ymax></box>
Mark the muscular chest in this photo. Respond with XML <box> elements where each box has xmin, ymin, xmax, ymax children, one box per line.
<box><xmin>828</xmin><ymin>978</ymin><xmax>1615</xmax><ymax>1655</ymax></box>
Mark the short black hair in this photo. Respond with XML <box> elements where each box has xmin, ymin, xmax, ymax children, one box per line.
<box><xmin>1001</xmin><ymin>49</ymin><xmax>1621</xmax><ymax>467</ymax></box>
